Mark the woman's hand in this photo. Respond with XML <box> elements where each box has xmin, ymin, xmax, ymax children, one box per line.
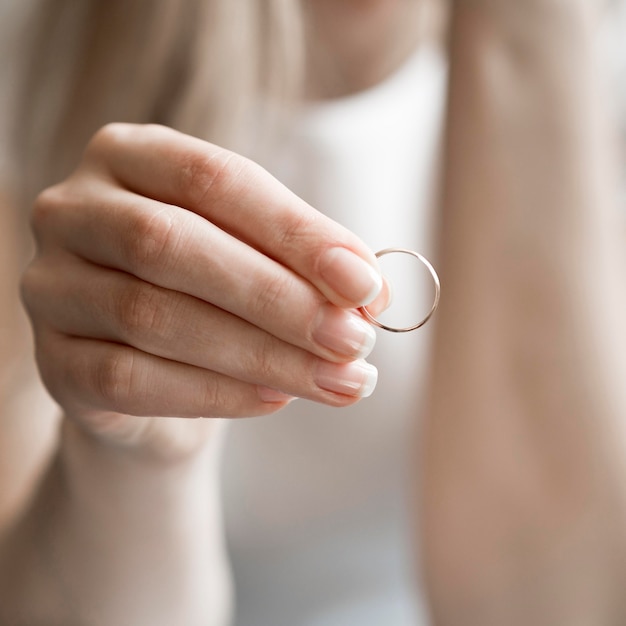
<box><xmin>20</xmin><ymin>123</ymin><xmax>384</xmax><ymax>455</ymax></box>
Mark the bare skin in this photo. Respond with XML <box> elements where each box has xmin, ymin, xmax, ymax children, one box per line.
<box><xmin>303</xmin><ymin>0</ymin><xmax>439</xmax><ymax>98</ymax></box>
<box><xmin>421</xmin><ymin>1</ymin><xmax>626</xmax><ymax>624</ymax></box>
<box><xmin>0</xmin><ymin>122</ymin><xmax>391</xmax><ymax>625</ymax></box>
<box><xmin>0</xmin><ymin>191</ymin><xmax>59</xmax><ymax>535</ymax></box>
<box><xmin>0</xmin><ymin>2</ymin><xmax>414</xmax><ymax>621</ymax></box>
<box><xmin>2</xmin><ymin>0</ymin><xmax>626</xmax><ymax>624</ymax></box>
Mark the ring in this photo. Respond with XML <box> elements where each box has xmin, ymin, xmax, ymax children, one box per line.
<box><xmin>360</xmin><ymin>248</ymin><xmax>440</xmax><ymax>333</ymax></box>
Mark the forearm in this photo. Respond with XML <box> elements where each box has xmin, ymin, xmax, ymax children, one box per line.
<box><xmin>420</xmin><ymin>3</ymin><xmax>626</xmax><ymax>624</ymax></box>
<box><xmin>0</xmin><ymin>418</ymin><xmax>231</xmax><ymax>626</ymax></box>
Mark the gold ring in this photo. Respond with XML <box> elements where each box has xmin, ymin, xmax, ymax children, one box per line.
<box><xmin>360</xmin><ymin>248</ymin><xmax>440</xmax><ymax>333</ymax></box>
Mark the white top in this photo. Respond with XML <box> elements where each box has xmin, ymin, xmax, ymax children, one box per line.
<box><xmin>221</xmin><ymin>43</ymin><xmax>447</xmax><ymax>626</ymax></box>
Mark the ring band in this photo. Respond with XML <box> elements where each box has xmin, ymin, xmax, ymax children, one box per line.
<box><xmin>360</xmin><ymin>248</ymin><xmax>440</xmax><ymax>333</ymax></box>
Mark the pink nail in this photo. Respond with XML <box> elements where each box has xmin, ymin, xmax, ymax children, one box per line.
<box><xmin>312</xmin><ymin>306</ymin><xmax>377</xmax><ymax>359</ymax></box>
<box><xmin>318</xmin><ymin>247</ymin><xmax>382</xmax><ymax>306</ymax></box>
<box><xmin>314</xmin><ymin>359</ymin><xmax>378</xmax><ymax>398</ymax></box>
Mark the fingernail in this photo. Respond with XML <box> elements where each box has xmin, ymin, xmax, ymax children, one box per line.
<box><xmin>257</xmin><ymin>386</ymin><xmax>297</xmax><ymax>404</ymax></box>
<box><xmin>365</xmin><ymin>276</ymin><xmax>394</xmax><ymax>318</ymax></box>
<box><xmin>314</xmin><ymin>359</ymin><xmax>378</xmax><ymax>398</ymax></box>
<box><xmin>319</xmin><ymin>247</ymin><xmax>382</xmax><ymax>306</ymax></box>
<box><xmin>381</xmin><ymin>276</ymin><xmax>394</xmax><ymax>312</ymax></box>
<box><xmin>312</xmin><ymin>306</ymin><xmax>376</xmax><ymax>359</ymax></box>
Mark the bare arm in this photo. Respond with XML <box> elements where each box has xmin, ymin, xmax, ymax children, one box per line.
<box><xmin>420</xmin><ymin>2</ymin><xmax>626</xmax><ymax>624</ymax></box>
<box><xmin>0</xmin><ymin>121</ymin><xmax>386</xmax><ymax>624</ymax></box>
<box><xmin>0</xmin><ymin>418</ymin><xmax>232</xmax><ymax>626</ymax></box>
<box><xmin>0</xmin><ymin>194</ymin><xmax>232</xmax><ymax>626</ymax></box>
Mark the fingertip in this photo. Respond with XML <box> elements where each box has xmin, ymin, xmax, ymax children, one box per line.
<box><xmin>363</xmin><ymin>275</ymin><xmax>393</xmax><ymax>318</ymax></box>
<box><xmin>314</xmin><ymin>359</ymin><xmax>378</xmax><ymax>399</ymax></box>
<box><xmin>318</xmin><ymin>247</ymin><xmax>383</xmax><ymax>307</ymax></box>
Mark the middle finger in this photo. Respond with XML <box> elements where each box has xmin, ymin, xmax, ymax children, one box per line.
<box><xmin>27</xmin><ymin>255</ymin><xmax>379</xmax><ymax>404</ymax></box>
<box><xmin>34</xmin><ymin>184</ymin><xmax>377</xmax><ymax>363</ymax></box>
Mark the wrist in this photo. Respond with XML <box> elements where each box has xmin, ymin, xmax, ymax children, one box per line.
<box><xmin>22</xmin><ymin>416</ymin><xmax>232</xmax><ymax>625</ymax></box>
<box><xmin>62</xmin><ymin>408</ymin><xmax>227</xmax><ymax>467</ymax></box>
<box><xmin>59</xmin><ymin>416</ymin><xmax>225</xmax><ymax>507</ymax></box>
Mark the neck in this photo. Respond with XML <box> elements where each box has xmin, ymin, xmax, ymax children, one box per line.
<box><xmin>303</xmin><ymin>0</ymin><xmax>446</xmax><ymax>100</ymax></box>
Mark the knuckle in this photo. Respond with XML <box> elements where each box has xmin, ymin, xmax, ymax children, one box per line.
<box><xmin>253</xmin><ymin>273</ymin><xmax>292</xmax><ymax>320</ymax></box>
<box><xmin>198</xmin><ymin>373</ymin><xmax>261</xmax><ymax>418</ymax></box>
<box><xmin>87</xmin><ymin>122</ymin><xmax>133</xmax><ymax>156</ymax></box>
<box><xmin>248</xmin><ymin>334</ymin><xmax>281</xmax><ymax>382</ymax></box>
<box><xmin>124</xmin><ymin>207</ymin><xmax>179</xmax><ymax>274</ymax></box>
<box><xmin>95</xmin><ymin>349</ymin><xmax>136</xmax><ymax>410</ymax></box>
<box><xmin>88</xmin><ymin>123</ymin><xmax>175</xmax><ymax>155</ymax></box>
<box><xmin>31</xmin><ymin>184</ymin><xmax>66</xmax><ymax>234</ymax></box>
<box><xmin>179</xmin><ymin>148</ymin><xmax>247</xmax><ymax>208</ymax></box>
<box><xmin>116</xmin><ymin>281</ymin><xmax>165</xmax><ymax>338</ymax></box>
<box><xmin>276</xmin><ymin>209</ymin><xmax>320</xmax><ymax>255</ymax></box>
<box><xmin>198</xmin><ymin>375</ymin><xmax>228</xmax><ymax>415</ymax></box>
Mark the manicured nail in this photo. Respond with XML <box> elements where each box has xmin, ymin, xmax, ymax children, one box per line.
<box><xmin>257</xmin><ymin>386</ymin><xmax>297</xmax><ymax>404</ymax></box>
<box><xmin>319</xmin><ymin>247</ymin><xmax>382</xmax><ymax>306</ymax></box>
<box><xmin>364</xmin><ymin>276</ymin><xmax>394</xmax><ymax>318</ymax></box>
<box><xmin>314</xmin><ymin>359</ymin><xmax>378</xmax><ymax>398</ymax></box>
<box><xmin>380</xmin><ymin>276</ymin><xmax>394</xmax><ymax>313</ymax></box>
<box><xmin>313</xmin><ymin>306</ymin><xmax>376</xmax><ymax>359</ymax></box>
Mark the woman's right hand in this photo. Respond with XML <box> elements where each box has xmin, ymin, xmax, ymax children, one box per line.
<box><xmin>20</xmin><ymin>123</ymin><xmax>385</xmax><ymax>452</ymax></box>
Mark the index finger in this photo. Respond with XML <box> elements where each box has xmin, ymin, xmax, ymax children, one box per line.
<box><xmin>85</xmin><ymin>123</ymin><xmax>383</xmax><ymax>308</ymax></box>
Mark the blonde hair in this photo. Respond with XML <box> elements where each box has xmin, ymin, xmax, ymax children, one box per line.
<box><xmin>5</xmin><ymin>0</ymin><xmax>305</xmax><ymax>208</ymax></box>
